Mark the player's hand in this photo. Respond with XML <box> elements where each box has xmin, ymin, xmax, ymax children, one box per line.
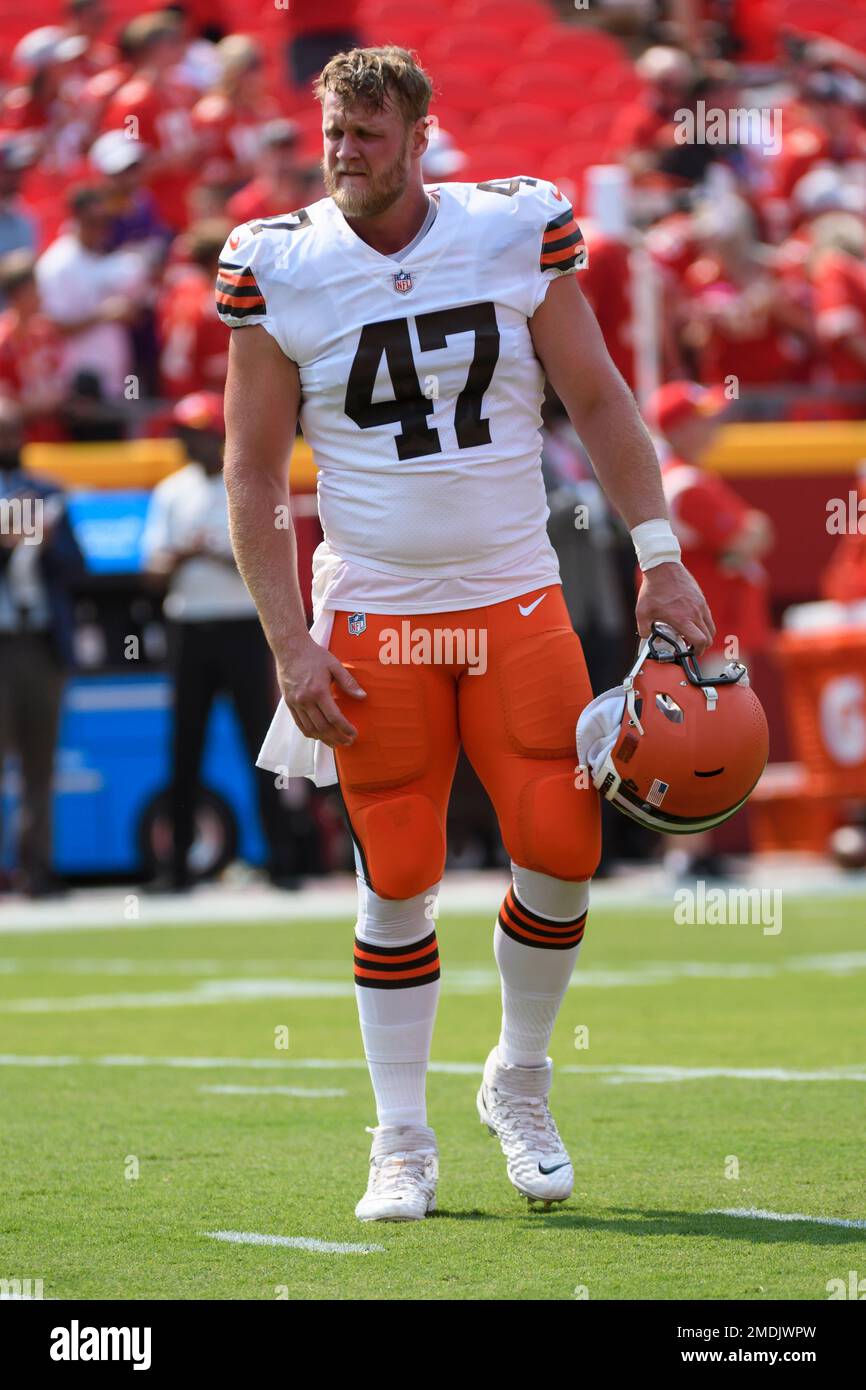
<box><xmin>635</xmin><ymin>561</ymin><xmax>715</xmax><ymax>655</ymax></box>
<box><xmin>277</xmin><ymin>636</ymin><xmax>366</xmax><ymax>748</ymax></box>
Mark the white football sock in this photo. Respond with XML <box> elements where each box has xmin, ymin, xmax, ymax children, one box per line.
<box><xmin>494</xmin><ymin>865</ymin><xmax>590</xmax><ymax>1069</ymax></box>
<box><xmin>354</xmin><ymin>879</ymin><xmax>441</xmax><ymax>1128</ymax></box>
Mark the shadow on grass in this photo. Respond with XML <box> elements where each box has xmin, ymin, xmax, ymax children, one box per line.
<box><xmin>514</xmin><ymin>1206</ymin><xmax>866</xmax><ymax>1245</ymax></box>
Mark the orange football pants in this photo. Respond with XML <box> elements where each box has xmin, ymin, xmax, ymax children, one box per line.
<box><xmin>329</xmin><ymin>585</ymin><xmax>601</xmax><ymax>900</ymax></box>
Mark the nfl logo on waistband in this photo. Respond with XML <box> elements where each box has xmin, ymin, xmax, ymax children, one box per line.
<box><xmin>393</xmin><ymin>269</ymin><xmax>413</xmax><ymax>294</ymax></box>
<box><xmin>348</xmin><ymin>612</ymin><xmax>367</xmax><ymax>635</ymax></box>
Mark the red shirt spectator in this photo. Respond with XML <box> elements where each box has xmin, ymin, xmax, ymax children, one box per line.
<box><xmin>646</xmin><ymin>381</ymin><xmax>773</xmax><ymax>656</ymax></box>
<box><xmin>158</xmin><ymin>220</ymin><xmax>230</xmax><ymax>398</ymax></box>
<box><xmin>0</xmin><ymin>250</ymin><xmax>66</xmax><ymax>440</ymax></box>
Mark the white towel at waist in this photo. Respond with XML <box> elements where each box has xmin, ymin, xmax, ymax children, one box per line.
<box><xmin>255</xmin><ymin>606</ymin><xmax>339</xmax><ymax>786</ymax></box>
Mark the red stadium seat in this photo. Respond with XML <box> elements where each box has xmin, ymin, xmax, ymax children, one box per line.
<box><xmin>494</xmin><ymin>64</ymin><xmax>586</xmax><ymax>111</ymax></box>
<box><xmin>469</xmin><ymin>103</ymin><xmax>568</xmax><ymax>148</ymax></box>
<box><xmin>539</xmin><ymin>142</ymin><xmax>614</xmax><ymax>187</ymax></box>
<box><xmin>450</xmin><ymin>0</ymin><xmax>552</xmax><ymax>45</ymax></box>
<box><xmin>521</xmin><ymin>24</ymin><xmax>628</xmax><ymax>68</ymax></box>
<box><xmin>425</xmin><ymin>23</ymin><xmax>520</xmax><ymax>79</ymax></box>
<box><xmin>459</xmin><ymin>147</ymin><xmax>550</xmax><ymax>183</ymax></box>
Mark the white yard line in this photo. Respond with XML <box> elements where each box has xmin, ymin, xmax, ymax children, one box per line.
<box><xmin>1</xmin><ymin>1054</ymin><xmax>865</xmax><ymax>1083</ymax></box>
<box><xmin>0</xmin><ymin>864</ymin><xmax>863</xmax><ymax>932</ymax></box>
<box><xmin>561</xmin><ymin>1064</ymin><xmax>866</xmax><ymax>1083</ymax></box>
<box><xmin>4</xmin><ymin>950</ymin><xmax>866</xmax><ymax>1013</ymax></box>
<box><xmin>708</xmin><ymin>1208</ymin><xmax>866</xmax><ymax>1229</ymax></box>
<box><xmin>204</xmin><ymin>1231</ymin><xmax>384</xmax><ymax>1253</ymax></box>
<box><xmin>199</xmin><ymin>1084</ymin><xmax>347</xmax><ymax>1097</ymax></box>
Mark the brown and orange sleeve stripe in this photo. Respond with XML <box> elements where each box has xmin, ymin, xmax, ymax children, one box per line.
<box><xmin>498</xmin><ymin>887</ymin><xmax>587</xmax><ymax>950</ymax></box>
<box><xmin>353</xmin><ymin>929</ymin><xmax>441</xmax><ymax>989</ymax></box>
<box><xmin>215</xmin><ymin>260</ymin><xmax>267</xmax><ymax>322</ymax></box>
<box><xmin>540</xmin><ymin>208</ymin><xmax>587</xmax><ymax>274</ymax></box>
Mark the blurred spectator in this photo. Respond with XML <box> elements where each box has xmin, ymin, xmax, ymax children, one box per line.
<box><xmin>88</xmin><ymin>131</ymin><xmax>171</xmax><ymax>259</ymax></box>
<box><xmin>681</xmin><ymin>194</ymin><xmax>814</xmax><ymax>390</ymax></box>
<box><xmin>610</xmin><ymin>46</ymin><xmax>696</xmax><ymax>179</ymax></box>
<box><xmin>771</xmin><ymin>70</ymin><xmax>866</xmax><ymax>204</ymax></box>
<box><xmin>3</xmin><ymin>26</ymin><xmax>93</xmax><ymax>175</ymax></box>
<box><xmin>193</xmin><ymin>35</ymin><xmax>284</xmax><ymax>185</ymax></box>
<box><xmin>0</xmin><ymin>398</ymin><xmax>84</xmax><ymax>897</ymax></box>
<box><xmin>0</xmin><ymin>251</ymin><xmax>67</xmax><ymax>441</ymax></box>
<box><xmin>140</xmin><ymin>392</ymin><xmax>302</xmax><ymax>891</ymax></box>
<box><xmin>101</xmin><ymin>11</ymin><xmax>200</xmax><ymax>232</ymax></box>
<box><xmin>226</xmin><ymin>119</ymin><xmax>306</xmax><ymax>225</ymax></box>
<box><xmin>821</xmin><ymin>463</ymin><xmax>866</xmax><ymax>602</ymax></box>
<box><xmin>61</xmin><ymin>0</ymin><xmax>118</xmax><ymax>87</ymax></box>
<box><xmin>648</xmin><ymin>379</ymin><xmax>773</xmax><ymax>664</ymax></box>
<box><xmin>647</xmin><ymin>378</ymin><xmax>774</xmax><ymax>877</ymax></box>
<box><xmin>809</xmin><ymin>211</ymin><xmax>866</xmax><ymax>416</ymax></box>
<box><xmin>0</xmin><ymin>137</ymin><xmax>39</xmax><ymax>260</ymax></box>
<box><xmin>35</xmin><ymin>184</ymin><xmax>149</xmax><ymax>401</ymax></box>
<box><xmin>159</xmin><ymin>219</ymin><xmax>231</xmax><ymax>398</ymax></box>
<box><xmin>285</xmin><ymin>0</ymin><xmax>361</xmax><ymax>87</ymax></box>
<box><xmin>577</xmin><ymin>219</ymin><xmax>639</xmax><ymax>389</ymax></box>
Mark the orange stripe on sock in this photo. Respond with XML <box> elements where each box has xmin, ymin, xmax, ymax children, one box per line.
<box><xmin>505</xmin><ymin>889</ymin><xmax>585</xmax><ymax>932</ymax></box>
<box><xmin>353</xmin><ymin>942</ymin><xmax>439</xmax><ymax>966</ymax></box>
<box><xmin>353</xmin><ymin>961</ymin><xmax>440</xmax><ymax>982</ymax></box>
<box><xmin>499</xmin><ymin>911</ymin><xmax>585</xmax><ymax>947</ymax></box>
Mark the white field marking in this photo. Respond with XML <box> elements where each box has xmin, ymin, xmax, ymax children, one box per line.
<box><xmin>708</xmin><ymin>1208</ymin><xmax>866</xmax><ymax>1230</ymax></box>
<box><xmin>0</xmin><ymin>875</ymin><xmax>864</xmax><ymax>933</ymax></box>
<box><xmin>561</xmin><ymin>1064</ymin><xmax>866</xmax><ymax>1083</ymax></box>
<box><xmin>199</xmin><ymin>1084</ymin><xmax>347</xmax><ymax>1098</ymax></box>
<box><xmin>205</xmin><ymin>1231</ymin><xmax>384</xmax><ymax>1253</ymax></box>
<box><xmin>2</xmin><ymin>1054</ymin><xmax>866</xmax><ymax>1083</ymax></box>
<box><xmin>0</xmin><ymin>1054</ymin><xmax>480</xmax><ymax>1073</ymax></box>
<box><xmin>6</xmin><ymin>950</ymin><xmax>866</xmax><ymax>1012</ymax></box>
<box><xmin>0</xmin><ymin>979</ymin><xmax>355</xmax><ymax>1012</ymax></box>
<box><xmin>0</xmin><ymin>958</ymin><xmax>306</xmax><ymax>977</ymax></box>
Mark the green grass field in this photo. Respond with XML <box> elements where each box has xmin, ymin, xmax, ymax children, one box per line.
<box><xmin>1</xmin><ymin>893</ymin><xmax>865</xmax><ymax>1300</ymax></box>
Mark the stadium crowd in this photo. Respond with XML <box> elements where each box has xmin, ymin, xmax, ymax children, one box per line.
<box><xmin>2</xmin><ymin>0</ymin><xmax>866</xmax><ymax>894</ymax></box>
<box><xmin>0</xmin><ymin>1</ymin><xmax>863</xmax><ymax>431</ymax></box>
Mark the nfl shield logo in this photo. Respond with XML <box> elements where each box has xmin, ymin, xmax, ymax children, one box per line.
<box><xmin>348</xmin><ymin>612</ymin><xmax>366</xmax><ymax>636</ymax></box>
<box><xmin>393</xmin><ymin>269</ymin><xmax>413</xmax><ymax>294</ymax></box>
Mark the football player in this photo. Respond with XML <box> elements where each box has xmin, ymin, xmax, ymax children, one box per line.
<box><xmin>217</xmin><ymin>46</ymin><xmax>714</xmax><ymax>1220</ymax></box>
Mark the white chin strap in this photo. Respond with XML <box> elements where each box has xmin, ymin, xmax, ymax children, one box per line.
<box><xmin>576</xmin><ymin>686</ymin><xmax>626</xmax><ymax>796</ymax></box>
<box><xmin>576</xmin><ymin>630</ymin><xmax>752</xmax><ymax>808</ymax></box>
<box><xmin>576</xmin><ymin>636</ymin><xmax>652</xmax><ymax>797</ymax></box>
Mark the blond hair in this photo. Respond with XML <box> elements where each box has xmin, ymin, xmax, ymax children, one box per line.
<box><xmin>314</xmin><ymin>45</ymin><xmax>433</xmax><ymax>125</ymax></box>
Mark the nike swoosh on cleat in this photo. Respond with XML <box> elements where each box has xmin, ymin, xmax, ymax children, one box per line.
<box><xmin>518</xmin><ymin>593</ymin><xmax>547</xmax><ymax>617</ymax></box>
<box><xmin>538</xmin><ymin>1160</ymin><xmax>570</xmax><ymax>1175</ymax></box>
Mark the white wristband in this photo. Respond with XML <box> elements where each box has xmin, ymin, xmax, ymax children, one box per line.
<box><xmin>631</xmin><ymin>517</ymin><xmax>682</xmax><ymax>572</ymax></box>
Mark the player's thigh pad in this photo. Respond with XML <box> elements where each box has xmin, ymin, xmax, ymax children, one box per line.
<box><xmin>336</xmin><ymin>659</ymin><xmax>449</xmax><ymax>901</ymax></box>
<box><xmin>469</xmin><ymin>621</ymin><xmax>601</xmax><ymax>879</ymax></box>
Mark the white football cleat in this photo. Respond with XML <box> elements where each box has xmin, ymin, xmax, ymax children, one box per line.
<box><xmin>354</xmin><ymin>1123</ymin><xmax>438</xmax><ymax>1221</ymax></box>
<box><xmin>477</xmin><ymin>1047</ymin><xmax>573</xmax><ymax>1208</ymax></box>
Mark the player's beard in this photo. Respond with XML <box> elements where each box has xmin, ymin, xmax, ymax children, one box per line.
<box><xmin>324</xmin><ymin>135</ymin><xmax>411</xmax><ymax>218</ymax></box>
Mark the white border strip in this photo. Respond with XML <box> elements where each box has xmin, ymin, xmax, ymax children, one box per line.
<box><xmin>204</xmin><ymin>1231</ymin><xmax>384</xmax><ymax>1253</ymax></box>
<box><xmin>708</xmin><ymin>1208</ymin><xmax>866</xmax><ymax>1229</ymax></box>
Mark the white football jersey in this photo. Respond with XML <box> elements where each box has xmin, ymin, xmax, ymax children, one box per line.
<box><xmin>216</xmin><ymin>176</ymin><xmax>587</xmax><ymax>613</ymax></box>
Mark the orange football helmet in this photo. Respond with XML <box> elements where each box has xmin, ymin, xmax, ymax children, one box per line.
<box><xmin>576</xmin><ymin>624</ymin><xmax>769</xmax><ymax>833</ymax></box>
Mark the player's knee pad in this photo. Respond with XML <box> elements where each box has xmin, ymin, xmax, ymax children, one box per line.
<box><xmin>515</xmin><ymin>770</ymin><xmax>601</xmax><ymax>880</ymax></box>
<box><xmin>354</xmin><ymin>793</ymin><xmax>445</xmax><ymax>901</ymax></box>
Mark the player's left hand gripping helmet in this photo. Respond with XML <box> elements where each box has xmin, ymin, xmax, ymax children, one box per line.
<box><xmin>576</xmin><ymin>623</ymin><xmax>769</xmax><ymax>833</ymax></box>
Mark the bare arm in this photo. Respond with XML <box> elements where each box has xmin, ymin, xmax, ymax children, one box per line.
<box><xmin>223</xmin><ymin>325</ymin><xmax>365</xmax><ymax>746</ymax></box>
<box><xmin>530</xmin><ymin>274</ymin><xmax>715</xmax><ymax>651</ymax></box>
